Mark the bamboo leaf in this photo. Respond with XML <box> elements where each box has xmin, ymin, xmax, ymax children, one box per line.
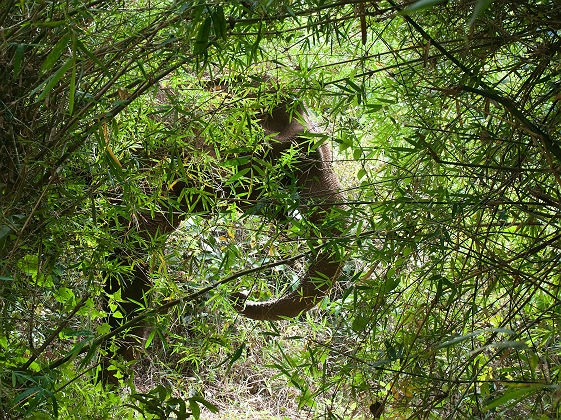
<box><xmin>32</xmin><ymin>20</ymin><xmax>66</xmax><ymax>27</ymax></box>
<box><xmin>437</xmin><ymin>328</ymin><xmax>515</xmax><ymax>349</ymax></box>
<box><xmin>225</xmin><ymin>167</ymin><xmax>250</xmax><ymax>184</ymax></box>
<box><xmin>37</xmin><ymin>59</ymin><xmax>73</xmax><ymax>102</ymax></box>
<box><xmin>68</xmin><ymin>34</ymin><xmax>77</xmax><ymax>115</ymax></box>
<box><xmin>469</xmin><ymin>340</ymin><xmax>527</xmax><ymax>356</ymax></box>
<box><xmin>189</xmin><ymin>395</ymin><xmax>218</xmax><ymax>414</ymax></box>
<box><xmin>484</xmin><ymin>385</ymin><xmax>545</xmax><ymax>411</ymax></box>
<box><xmin>75</xmin><ymin>38</ymin><xmax>110</xmax><ymax>76</ymax></box>
<box><xmin>145</xmin><ymin>329</ymin><xmax>157</xmax><ymax>349</ymax></box>
<box><xmin>402</xmin><ymin>0</ymin><xmax>445</xmax><ymax>14</ymax></box>
<box><xmin>194</xmin><ymin>16</ymin><xmax>211</xmax><ymax>55</ymax></box>
<box><xmin>41</xmin><ymin>34</ymin><xmax>69</xmax><ymax>73</ymax></box>
<box><xmin>14</xmin><ymin>386</ymin><xmax>41</xmax><ymax>404</ymax></box>
<box><xmin>212</xmin><ymin>5</ymin><xmax>227</xmax><ymax>39</ymax></box>
<box><xmin>68</xmin><ymin>58</ymin><xmax>76</xmax><ymax>115</ymax></box>
<box><xmin>13</xmin><ymin>44</ymin><xmax>24</xmax><ymax>75</ymax></box>
<box><xmin>224</xmin><ymin>343</ymin><xmax>245</xmax><ymax>376</ymax></box>
<box><xmin>189</xmin><ymin>398</ymin><xmax>200</xmax><ymax>419</ymax></box>
<box><xmin>469</xmin><ymin>0</ymin><xmax>493</xmax><ymax>26</ymax></box>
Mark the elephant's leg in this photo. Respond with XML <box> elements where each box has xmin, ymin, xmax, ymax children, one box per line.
<box><xmin>99</xmin><ymin>256</ymin><xmax>151</xmax><ymax>384</ymax></box>
<box><xmin>99</xmin><ymin>208</ymin><xmax>182</xmax><ymax>384</ymax></box>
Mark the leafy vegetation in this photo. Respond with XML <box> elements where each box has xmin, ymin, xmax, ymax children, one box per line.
<box><xmin>1</xmin><ymin>0</ymin><xmax>561</xmax><ymax>418</ymax></box>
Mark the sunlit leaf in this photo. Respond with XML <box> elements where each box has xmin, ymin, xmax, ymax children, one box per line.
<box><xmin>402</xmin><ymin>0</ymin><xmax>445</xmax><ymax>14</ymax></box>
<box><xmin>469</xmin><ymin>0</ymin><xmax>493</xmax><ymax>26</ymax></box>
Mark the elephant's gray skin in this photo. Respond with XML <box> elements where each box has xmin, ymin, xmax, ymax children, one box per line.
<box><xmin>102</xmin><ymin>82</ymin><xmax>347</xmax><ymax>378</ymax></box>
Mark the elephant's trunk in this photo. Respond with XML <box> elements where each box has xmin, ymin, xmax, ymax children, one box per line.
<box><xmin>232</xmin><ymin>105</ymin><xmax>348</xmax><ymax>320</ymax></box>
<box><xmin>232</xmin><ymin>249</ymin><xmax>345</xmax><ymax>320</ymax></box>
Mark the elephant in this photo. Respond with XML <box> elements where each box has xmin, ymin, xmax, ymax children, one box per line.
<box><xmin>101</xmin><ymin>79</ymin><xmax>347</xmax><ymax>379</ymax></box>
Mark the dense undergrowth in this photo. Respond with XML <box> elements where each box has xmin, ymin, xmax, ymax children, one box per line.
<box><xmin>1</xmin><ymin>0</ymin><xmax>561</xmax><ymax>418</ymax></box>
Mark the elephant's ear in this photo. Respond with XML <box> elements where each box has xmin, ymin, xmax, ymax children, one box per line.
<box><xmin>259</xmin><ymin>99</ymin><xmax>308</xmax><ymax>141</ymax></box>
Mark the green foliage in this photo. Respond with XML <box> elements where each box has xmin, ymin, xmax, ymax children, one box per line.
<box><xmin>1</xmin><ymin>0</ymin><xmax>561</xmax><ymax>418</ymax></box>
<box><xmin>128</xmin><ymin>385</ymin><xmax>218</xmax><ymax>419</ymax></box>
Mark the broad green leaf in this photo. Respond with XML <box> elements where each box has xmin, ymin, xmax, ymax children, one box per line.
<box><xmin>41</xmin><ymin>34</ymin><xmax>69</xmax><ymax>73</ymax></box>
<box><xmin>37</xmin><ymin>59</ymin><xmax>73</xmax><ymax>102</ymax></box>
<box><xmin>485</xmin><ymin>384</ymin><xmax>545</xmax><ymax>411</ymax></box>
<box><xmin>111</xmin><ymin>310</ymin><xmax>123</xmax><ymax>319</ymax></box>
<box><xmin>97</xmin><ymin>323</ymin><xmax>111</xmax><ymax>335</ymax></box>
<box><xmin>352</xmin><ymin>315</ymin><xmax>369</xmax><ymax>332</ymax></box>
<box><xmin>18</xmin><ymin>254</ymin><xmax>39</xmax><ymax>275</ymax></box>
<box><xmin>194</xmin><ymin>16</ymin><xmax>212</xmax><ymax>55</ymax></box>
<box><xmin>27</xmin><ymin>359</ymin><xmax>42</xmax><ymax>372</ymax></box>
<box><xmin>382</xmin><ymin>275</ymin><xmax>400</xmax><ymax>294</ymax></box>
<box><xmin>357</xmin><ymin>168</ymin><xmax>366</xmax><ymax>180</ymax></box>
<box><xmin>53</xmin><ymin>287</ymin><xmax>76</xmax><ymax>305</ymax></box>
